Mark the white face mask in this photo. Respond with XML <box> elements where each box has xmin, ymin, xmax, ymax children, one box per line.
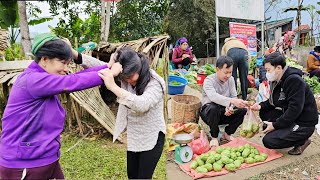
<box><xmin>266</xmin><ymin>71</ymin><xmax>278</xmax><ymax>81</ymax></box>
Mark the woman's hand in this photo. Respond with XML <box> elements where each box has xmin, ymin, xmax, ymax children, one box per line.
<box><xmin>182</xmin><ymin>54</ymin><xmax>190</xmax><ymax>59</ymax></box>
<box><xmin>108</xmin><ymin>53</ymin><xmax>117</xmax><ymax>68</ymax></box>
<box><xmin>109</xmin><ymin>62</ymin><xmax>122</xmax><ymax>77</ymax></box>
<box><xmin>98</xmin><ymin>68</ymin><xmax>118</xmax><ymax>91</ymax></box>
<box><xmin>250</xmin><ymin>103</ymin><xmax>261</xmax><ymax>111</ymax></box>
<box><xmin>262</xmin><ymin>121</ymin><xmax>275</xmax><ymax>134</ymax></box>
<box><xmin>62</xmin><ymin>38</ymin><xmax>78</xmax><ymax>59</ymax></box>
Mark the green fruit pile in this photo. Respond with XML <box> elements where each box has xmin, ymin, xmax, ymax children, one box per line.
<box><xmin>190</xmin><ymin>144</ymin><xmax>268</xmax><ymax>173</ymax></box>
<box><xmin>240</xmin><ymin>123</ymin><xmax>260</xmax><ymax>138</ymax></box>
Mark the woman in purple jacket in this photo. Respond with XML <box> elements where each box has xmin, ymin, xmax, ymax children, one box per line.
<box><xmin>0</xmin><ymin>33</ymin><xmax>122</xmax><ymax>179</ymax></box>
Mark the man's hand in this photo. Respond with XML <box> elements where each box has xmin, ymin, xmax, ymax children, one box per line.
<box><xmin>230</xmin><ymin>98</ymin><xmax>248</xmax><ymax>108</ymax></box>
<box><xmin>250</xmin><ymin>102</ymin><xmax>261</xmax><ymax>111</ymax></box>
<box><xmin>262</xmin><ymin>121</ymin><xmax>275</xmax><ymax>134</ymax></box>
<box><xmin>224</xmin><ymin>109</ymin><xmax>233</xmax><ymax>116</ymax></box>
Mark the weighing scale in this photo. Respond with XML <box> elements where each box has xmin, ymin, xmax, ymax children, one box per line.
<box><xmin>173</xmin><ymin>134</ymin><xmax>194</xmax><ymax>163</ymax></box>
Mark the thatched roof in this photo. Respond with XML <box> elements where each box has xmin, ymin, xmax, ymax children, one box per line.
<box><xmin>0</xmin><ymin>35</ymin><xmax>170</xmax><ymax>142</ymax></box>
<box><xmin>0</xmin><ymin>30</ymin><xmax>8</xmax><ymax>54</ymax></box>
<box><xmin>93</xmin><ymin>34</ymin><xmax>170</xmax><ymax>69</ymax></box>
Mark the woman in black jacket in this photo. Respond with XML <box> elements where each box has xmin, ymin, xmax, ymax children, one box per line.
<box><xmin>251</xmin><ymin>52</ymin><xmax>318</xmax><ymax>155</ymax></box>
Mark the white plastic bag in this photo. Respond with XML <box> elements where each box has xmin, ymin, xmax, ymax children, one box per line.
<box><xmin>256</xmin><ymin>81</ymin><xmax>270</xmax><ymax>104</ymax></box>
<box><xmin>316</xmin><ymin>115</ymin><xmax>320</xmax><ymax>136</ymax></box>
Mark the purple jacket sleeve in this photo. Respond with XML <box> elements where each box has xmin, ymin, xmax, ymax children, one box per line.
<box><xmin>27</xmin><ymin>66</ymin><xmax>107</xmax><ymax>98</ymax></box>
<box><xmin>75</xmin><ymin>65</ymin><xmax>108</xmax><ymax>74</ymax></box>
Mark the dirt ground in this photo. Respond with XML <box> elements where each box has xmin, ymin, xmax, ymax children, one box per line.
<box><xmin>250</xmin><ymin>153</ymin><xmax>320</xmax><ymax>180</ymax></box>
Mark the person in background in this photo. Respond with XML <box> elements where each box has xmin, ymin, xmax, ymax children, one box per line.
<box><xmin>0</xmin><ymin>33</ymin><xmax>122</xmax><ymax>179</ymax></box>
<box><xmin>98</xmin><ymin>47</ymin><xmax>166</xmax><ymax>179</ymax></box>
<box><xmin>251</xmin><ymin>52</ymin><xmax>317</xmax><ymax>155</ymax></box>
<box><xmin>221</xmin><ymin>37</ymin><xmax>250</xmax><ymax>100</ymax></box>
<box><xmin>307</xmin><ymin>46</ymin><xmax>320</xmax><ymax>79</ymax></box>
<box><xmin>171</xmin><ymin>37</ymin><xmax>193</xmax><ymax>70</ymax></box>
<box><xmin>266</xmin><ymin>31</ymin><xmax>295</xmax><ymax>57</ymax></box>
<box><xmin>200</xmin><ymin>56</ymin><xmax>248</xmax><ymax>147</ymax></box>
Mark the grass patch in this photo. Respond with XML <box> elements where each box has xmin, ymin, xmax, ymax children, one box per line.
<box><xmin>60</xmin><ymin>133</ymin><xmax>166</xmax><ymax>179</ymax></box>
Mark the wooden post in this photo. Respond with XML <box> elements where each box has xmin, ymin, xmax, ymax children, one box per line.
<box><xmin>66</xmin><ymin>93</ymin><xmax>72</xmax><ymax>130</ymax></box>
<box><xmin>71</xmin><ymin>98</ymin><xmax>84</xmax><ymax>136</ymax></box>
<box><xmin>2</xmin><ymin>83</ymin><xmax>9</xmax><ymax>107</ymax></box>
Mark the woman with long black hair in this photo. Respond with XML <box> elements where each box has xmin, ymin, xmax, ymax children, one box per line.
<box><xmin>98</xmin><ymin>47</ymin><xmax>166</xmax><ymax>179</ymax></box>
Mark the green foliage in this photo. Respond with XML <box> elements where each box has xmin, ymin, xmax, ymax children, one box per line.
<box><xmin>48</xmin><ymin>0</ymin><xmax>168</xmax><ymax>44</ymax></box>
<box><xmin>4</xmin><ymin>43</ymin><xmax>25</xmax><ymax>61</ymax></box>
<box><xmin>29</xmin><ymin>17</ymin><xmax>53</xmax><ymax>26</ymax></box>
<box><xmin>51</xmin><ymin>12</ymin><xmax>101</xmax><ymax>46</ymax></box>
<box><xmin>60</xmin><ymin>134</ymin><xmax>166</xmax><ymax>179</ymax></box>
<box><xmin>164</xmin><ymin>0</ymin><xmax>252</xmax><ymax>57</ymax></box>
<box><xmin>47</xmin><ymin>0</ymin><xmax>101</xmax><ymax>45</ymax></box>
<box><xmin>0</xmin><ymin>1</ymin><xmax>53</xmax><ymax>44</ymax></box>
<box><xmin>164</xmin><ymin>0</ymin><xmax>215</xmax><ymax>57</ymax></box>
<box><xmin>109</xmin><ymin>0</ymin><xmax>168</xmax><ymax>42</ymax></box>
<box><xmin>303</xmin><ymin>76</ymin><xmax>320</xmax><ymax>94</ymax></box>
<box><xmin>0</xmin><ymin>0</ymin><xmax>18</xmax><ymax>29</ymax></box>
<box><xmin>249</xmin><ymin>57</ymin><xmax>257</xmax><ymax>74</ymax></box>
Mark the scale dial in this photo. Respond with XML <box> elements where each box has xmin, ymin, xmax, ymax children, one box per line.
<box><xmin>180</xmin><ymin>146</ymin><xmax>193</xmax><ymax>162</ymax></box>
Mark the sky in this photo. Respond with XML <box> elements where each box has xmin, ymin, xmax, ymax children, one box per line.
<box><xmin>23</xmin><ymin>0</ymin><xmax>320</xmax><ymax>41</ymax></box>
<box><xmin>265</xmin><ymin>0</ymin><xmax>319</xmax><ymax>33</ymax></box>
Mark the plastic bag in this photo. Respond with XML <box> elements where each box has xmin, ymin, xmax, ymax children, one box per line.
<box><xmin>188</xmin><ymin>130</ymin><xmax>210</xmax><ymax>155</ymax></box>
<box><xmin>240</xmin><ymin>109</ymin><xmax>261</xmax><ymax>138</ymax></box>
<box><xmin>256</xmin><ymin>81</ymin><xmax>270</xmax><ymax>104</ymax></box>
<box><xmin>316</xmin><ymin>114</ymin><xmax>320</xmax><ymax>136</ymax></box>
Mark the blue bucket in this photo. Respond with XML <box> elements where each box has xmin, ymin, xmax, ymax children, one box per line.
<box><xmin>168</xmin><ymin>75</ymin><xmax>188</xmax><ymax>95</ymax></box>
<box><xmin>257</xmin><ymin>57</ymin><xmax>264</xmax><ymax>66</ymax></box>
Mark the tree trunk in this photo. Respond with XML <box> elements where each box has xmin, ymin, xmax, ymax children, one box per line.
<box><xmin>310</xmin><ymin>19</ymin><xmax>314</xmax><ymax>46</ymax></box>
<box><xmin>105</xmin><ymin>2</ymin><xmax>111</xmax><ymax>42</ymax></box>
<box><xmin>296</xmin><ymin>0</ymin><xmax>303</xmax><ymax>46</ymax></box>
<box><xmin>100</xmin><ymin>1</ymin><xmax>106</xmax><ymax>45</ymax></box>
<box><xmin>17</xmin><ymin>1</ymin><xmax>31</xmax><ymax>58</ymax></box>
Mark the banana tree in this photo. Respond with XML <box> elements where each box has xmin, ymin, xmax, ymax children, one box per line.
<box><xmin>283</xmin><ymin>0</ymin><xmax>308</xmax><ymax>46</ymax></box>
<box><xmin>0</xmin><ymin>1</ymin><xmax>53</xmax><ymax>45</ymax></box>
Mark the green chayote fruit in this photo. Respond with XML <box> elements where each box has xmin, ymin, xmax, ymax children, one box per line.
<box><xmin>203</xmin><ymin>163</ymin><xmax>213</xmax><ymax>171</ymax></box>
<box><xmin>242</xmin><ymin>148</ymin><xmax>250</xmax><ymax>157</ymax></box>
<box><xmin>215</xmin><ymin>147</ymin><xmax>224</xmax><ymax>154</ymax></box>
<box><xmin>200</xmin><ymin>153</ymin><xmax>210</xmax><ymax>161</ymax></box>
<box><xmin>238</xmin><ymin>146</ymin><xmax>244</xmax><ymax>152</ymax></box>
<box><xmin>245</xmin><ymin>157</ymin><xmax>255</xmax><ymax>164</ymax></box>
<box><xmin>196</xmin><ymin>166</ymin><xmax>208</xmax><ymax>173</ymax></box>
<box><xmin>237</xmin><ymin>156</ymin><xmax>245</xmax><ymax>163</ymax></box>
<box><xmin>260</xmin><ymin>153</ymin><xmax>268</xmax><ymax>161</ymax></box>
<box><xmin>213</xmin><ymin>163</ymin><xmax>223</xmax><ymax>172</ymax></box>
<box><xmin>190</xmin><ymin>161</ymin><xmax>198</xmax><ymax>169</ymax></box>
<box><xmin>196</xmin><ymin>157</ymin><xmax>205</xmax><ymax>166</ymax></box>
<box><xmin>234</xmin><ymin>160</ymin><xmax>242</xmax><ymax>168</ymax></box>
<box><xmin>225</xmin><ymin>163</ymin><xmax>236</xmax><ymax>171</ymax></box>
<box><xmin>206</xmin><ymin>156</ymin><xmax>215</xmax><ymax>164</ymax></box>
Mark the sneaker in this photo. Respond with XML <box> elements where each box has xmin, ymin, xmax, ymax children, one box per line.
<box><xmin>288</xmin><ymin>139</ymin><xmax>311</xmax><ymax>155</ymax></box>
<box><xmin>210</xmin><ymin>139</ymin><xmax>219</xmax><ymax>148</ymax></box>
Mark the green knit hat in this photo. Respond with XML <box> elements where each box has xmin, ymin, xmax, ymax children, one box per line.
<box><xmin>31</xmin><ymin>33</ymin><xmax>60</xmax><ymax>55</ymax></box>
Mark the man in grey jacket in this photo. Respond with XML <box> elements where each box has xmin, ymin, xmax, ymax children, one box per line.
<box><xmin>200</xmin><ymin>56</ymin><xmax>248</xmax><ymax>147</ymax></box>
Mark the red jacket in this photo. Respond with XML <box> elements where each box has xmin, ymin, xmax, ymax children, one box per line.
<box><xmin>172</xmin><ymin>47</ymin><xmax>193</xmax><ymax>64</ymax></box>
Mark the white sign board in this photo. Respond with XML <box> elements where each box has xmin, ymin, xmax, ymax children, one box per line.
<box><xmin>216</xmin><ymin>0</ymin><xmax>264</xmax><ymax>21</ymax></box>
